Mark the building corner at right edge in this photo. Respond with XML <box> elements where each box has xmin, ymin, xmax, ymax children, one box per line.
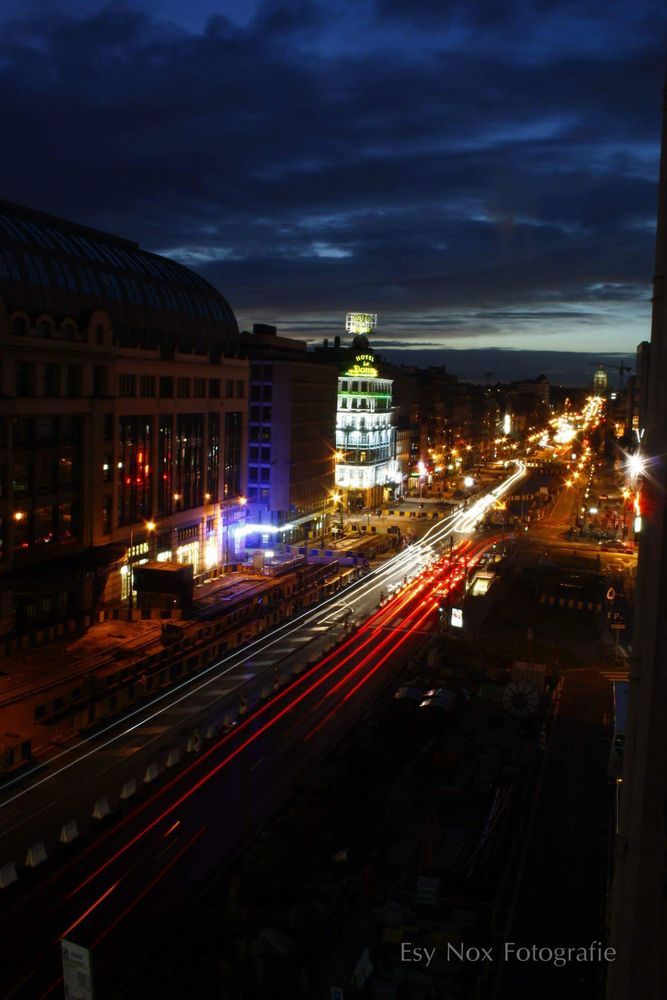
<box><xmin>607</xmin><ymin>75</ymin><xmax>667</xmax><ymax>1000</ymax></box>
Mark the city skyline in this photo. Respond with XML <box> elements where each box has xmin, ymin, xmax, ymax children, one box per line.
<box><xmin>0</xmin><ymin>0</ymin><xmax>665</xmax><ymax>364</ymax></box>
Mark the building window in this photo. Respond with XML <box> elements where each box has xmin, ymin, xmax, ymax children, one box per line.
<box><xmin>159</xmin><ymin>376</ymin><xmax>173</xmax><ymax>398</ymax></box>
<box><xmin>58</xmin><ymin>502</ymin><xmax>74</xmax><ymax>539</ymax></box>
<box><xmin>260</xmin><ymin>467</ymin><xmax>270</xmax><ymax>483</ymax></box>
<box><xmin>103</xmin><ymin>454</ymin><xmax>113</xmax><ymax>482</ymax></box>
<box><xmin>33</xmin><ymin>505</ymin><xmax>55</xmax><ymax>544</ymax></box>
<box><xmin>262</xmin><ymin>385</ymin><xmax>272</xmax><ymax>401</ymax></box>
<box><xmin>12</xmin><ymin>510</ymin><xmax>29</xmax><ymax>550</ymax></box>
<box><xmin>139</xmin><ymin>375</ymin><xmax>156</xmax><ymax>397</ymax></box>
<box><xmin>104</xmin><ymin>413</ymin><xmax>114</xmax><ymax>441</ymax></box>
<box><xmin>119</xmin><ymin>374</ymin><xmax>136</xmax><ymax>397</ymax></box>
<box><xmin>224</xmin><ymin>411</ymin><xmax>243</xmax><ymax>498</ymax></box>
<box><xmin>10</xmin><ymin>316</ymin><xmax>28</xmax><ymax>337</ymax></box>
<box><xmin>102</xmin><ymin>495</ymin><xmax>112</xmax><ymax>534</ymax></box>
<box><xmin>236</xmin><ymin>380</ymin><xmax>245</xmax><ymax>398</ymax></box>
<box><xmin>117</xmin><ymin>416</ymin><xmax>152</xmax><ymax>525</ymax></box>
<box><xmin>207</xmin><ymin>412</ymin><xmax>220</xmax><ymax>503</ymax></box>
<box><xmin>59</xmin><ymin>416</ymin><xmax>81</xmax><ymax>445</ymax></box>
<box><xmin>249</xmin><ymin>447</ymin><xmax>259</xmax><ymax>462</ymax></box>
<box><xmin>208</xmin><ymin>378</ymin><xmax>220</xmax><ymax>398</ymax></box>
<box><xmin>44</xmin><ymin>364</ymin><xmax>61</xmax><ymax>397</ymax></box>
<box><xmin>262</xmin><ymin>407</ymin><xmax>272</xmax><ymax>422</ymax></box>
<box><xmin>63</xmin><ymin>322</ymin><xmax>83</xmax><ymax>342</ymax></box>
<box><xmin>66</xmin><ymin>365</ymin><xmax>83</xmax><ymax>397</ymax></box>
<box><xmin>16</xmin><ymin>362</ymin><xmax>36</xmax><ymax>397</ymax></box>
<box><xmin>193</xmin><ymin>378</ymin><xmax>206</xmax><ymax>398</ymax></box>
<box><xmin>59</xmin><ymin>455</ymin><xmax>74</xmax><ymax>486</ymax></box>
<box><xmin>175</xmin><ymin>413</ymin><xmax>203</xmax><ymax>509</ymax></box>
<box><xmin>93</xmin><ymin>365</ymin><xmax>109</xmax><ymax>397</ymax></box>
<box><xmin>177</xmin><ymin>377</ymin><xmax>191</xmax><ymax>398</ymax></box>
<box><xmin>34</xmin><ymin>417</ymin><xmax>56</xmax><ymax>447</ymax></box>
<box><xmin>158</xmin><ymin>416</ymin><xmax>173</xmax><ymax>517</ymax></box>
<box><xmin>33</xmin><ymin>454</ymin><xmax>56</xmax><ymax>493</ymax></box>
<box><xmin>96</xmin><ymin>324</ymin><xmax>104</xmax><ymax>345</ymax></box>
<box><xmin>225</xmin><ymin>380</ymin><xmax>234</xmax><ymax>398</ymax></box>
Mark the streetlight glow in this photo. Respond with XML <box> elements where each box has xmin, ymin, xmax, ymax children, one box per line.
<box><xmin>627</xmin><ymin>452</ymin><xmax>645</xmax><ymax>481</ymax></box>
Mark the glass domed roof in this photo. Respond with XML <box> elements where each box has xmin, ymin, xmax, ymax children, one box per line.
<box><xmin>0</xmin><ymin>199</ymin><xmax>238</xmax><ymax>352</ymax></box>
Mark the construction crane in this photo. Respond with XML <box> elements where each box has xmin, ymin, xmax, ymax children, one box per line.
<box><xmin>595</xmin><ymin>361</ymin><xmax>633</xmax><ymax>391</ymax></box>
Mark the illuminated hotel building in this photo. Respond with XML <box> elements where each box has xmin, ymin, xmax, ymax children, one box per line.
<box><xmin>0</xmin><ymin>199</ymin><xmax>247</xmax><ymax>645</ymax></box>
<box><xmin>334</xmin><ymin>316</ymin><xmax>399</xmax><ymax>509</ymax></box>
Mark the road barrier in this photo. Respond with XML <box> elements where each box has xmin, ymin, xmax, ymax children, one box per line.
<box><xmin>120</xmin><ymin>777</ymin><xmax>137</xmax><ymax>800</ymax></box>
<box><xmin>166</xmin><ymin>748</ymin><xmax>181</xmax><ymax>768</ymax></box>
<box><xmin>59</xmin><ymin>819</ymin><xmax>79</xmax><ymax>845</ymax></box>
<box><xmin>0</xmin><ymin>862</ymin><xmax>18</xmax><ymax>889</ymax></box>
<box><xmin>92</xmin><ymin>797</ymin><xmax>111</xmax><ymax>820</ymax></box>
<box><xmin>143</xmin><ymin>763</ymin><xmax>159</xmax><ymax>784</ymax></box>
<box><xmin>25</xmin><ymin>841</ymin><xmax>48</xmax><ymax>868</ymax></box>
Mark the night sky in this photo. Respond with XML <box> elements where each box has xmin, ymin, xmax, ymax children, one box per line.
<box><xmin>1</xmin><ymin>0</ymin><xmax>665</xmax><ymax>380</ymax></box>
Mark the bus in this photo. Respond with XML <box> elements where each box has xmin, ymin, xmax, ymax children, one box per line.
<box><xmin>608</xmin><ymin>680</ymin><xmax>629</xmax><ymax>780</ymax></box>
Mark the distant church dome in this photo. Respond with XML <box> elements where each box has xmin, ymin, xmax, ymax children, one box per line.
<box><xmin>593</xmin><ymin>366</ymin><xmax>608</xmax><ymax>392</ymax></box>
<box><xmin>351</xmin><ymin>333</ymin><xmax>370</xmax><ymax>351</ymax></box>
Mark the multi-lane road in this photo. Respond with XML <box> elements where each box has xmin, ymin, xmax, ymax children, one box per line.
<box><xmin>0</xmin><ymin>462</ymin><xmax>526</xmax><ymax>999</ymax></box>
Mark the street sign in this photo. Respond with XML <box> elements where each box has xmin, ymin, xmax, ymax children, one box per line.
<box><xmin>451</xmin><ymin>607</ymin><xmax>463</xmax><ymax>628</ymax></box>
<box><xmin>61</xmin><ymin>939</ymin><xmax>94</xmax><ymax>1000</ymax></box>
<box><xmin>610</xmin><ymin>623</ymin><xmax>626</xmax><ymax>630</ymax></box>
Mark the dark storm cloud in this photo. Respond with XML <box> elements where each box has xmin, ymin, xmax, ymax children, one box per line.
<box><xmin>0</xmin><ymin>0</ymin><xmax>664</xmax><ymax>363</ymax></box>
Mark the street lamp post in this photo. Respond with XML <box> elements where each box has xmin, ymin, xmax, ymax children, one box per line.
<box><xmin>332</xmin><ymin>491</ymin><xmax>344</xmax><ymax>532</ymax></box>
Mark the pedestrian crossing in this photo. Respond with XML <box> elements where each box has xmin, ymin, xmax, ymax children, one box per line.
<box><xmin>599</xmin><ymin>670</ymin><xmax>629</xmax><ymax>682</ymax></box>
